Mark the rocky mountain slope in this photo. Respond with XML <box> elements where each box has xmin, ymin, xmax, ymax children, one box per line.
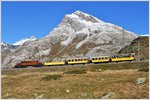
<box><xmin>1</xmin><ymin>42</ymin><xmax>19</xmax><ymax>51</ymax></box>
<box><xmin>1</xmin><ymin>42</ymin><xmax>18</xmax><ymax>63</ymax></box>
<box><xmin>119</xmin><ymin>36</ymin><xmax>149</xmax><ymax>61</ymax></box>
<box><xmin>2</xmin><ymin>11</ymin><xmax>138</xmax><ymax>68</ymax></box>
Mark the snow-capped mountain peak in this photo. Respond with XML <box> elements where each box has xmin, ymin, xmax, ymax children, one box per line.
<box><xmin>13</xmin><ymin>36</ymin><xmax>37</xmax><ymax>46</ymax></box>
<box><xmin>73</xmin><ymin>10</ymin><xmax>105</xmax><ymax>23</ymax></box>
<box><xmin>2</xmin><ymin>11</ymin><xmax>138</xmax><ymax>68</ymax></box>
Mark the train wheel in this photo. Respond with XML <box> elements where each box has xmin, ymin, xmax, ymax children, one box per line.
<box><xmin>15</xmin><ymin>66</ymin><xmax>20</xmax><ymax>68</ymax></box>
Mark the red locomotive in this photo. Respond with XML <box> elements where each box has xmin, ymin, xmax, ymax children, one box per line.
<box><xmin>15</xmin><ymin>60</ymin><xmax>43</xmax><ymax>68</ymax></box>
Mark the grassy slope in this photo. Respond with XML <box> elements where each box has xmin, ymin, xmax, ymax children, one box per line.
<box><xmin>119</xmin><ymin>36</ymin><xmax>149</xmax><ymax>61</ymax></box>
<box><xmin>2</xmin><ymin>62</ymin><xmax>149</xmax><ymax>99</ymax></box>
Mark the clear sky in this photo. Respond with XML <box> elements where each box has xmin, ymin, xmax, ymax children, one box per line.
<box><xmin>2</xmin><ymin>1</ymin><xmax>149</xmax><ymax>44</ymax></box>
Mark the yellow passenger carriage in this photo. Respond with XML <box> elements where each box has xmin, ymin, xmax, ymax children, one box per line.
<box><xmin>44</xmin><ymin>61</ymin><xmax>65</xmax><ymax>66</ymax></box>
<box><xmin>67</xmin><ymin>58</ymin><xmax>89</xmax><ymax>65</ymax></box>
<box><xmin>91</xmin><ymin>56</ymin><xmax>110</xmax><ymax>63</ymax></box>
<box><xmin>111</xmin><ymin>53</ymin><xmax>135</xmax><ymax>62</ymax></box>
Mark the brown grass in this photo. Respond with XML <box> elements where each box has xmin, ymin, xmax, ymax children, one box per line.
<box><xmin>2</xmin><ymin>62</ymin><xmax>149</xmax><ymax>99</ymax></box>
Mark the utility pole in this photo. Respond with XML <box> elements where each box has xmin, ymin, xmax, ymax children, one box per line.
<box><xmin>122</xmin><ymin>28</ymin><xmax>125</xmax><ymax>46</ymax></box>
<box><xmin>87</xmin><ymin>28</ymin><xmax>90</xmax><ymax>58</ymax></box>
<box><xmin>133</xmin><ymin>38</ymin><xmax>140</xmax><ymax>62</ymax></box>
<box><xmin>137</xmin><ymin>40</ymin><xmax>140</xmax><ymax>62</ymax></box>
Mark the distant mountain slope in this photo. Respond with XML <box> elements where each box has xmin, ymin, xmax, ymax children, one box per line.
<box><xmin>13</xmin><ymin>36</ymin><xmax>37</xmax><ymax>46</ymax></box>
<box><xmin>118</xmin><ymin>36</ymin><xmax>149</xmax><ymax>61</ymax></box>
<box><xmin>1</xmin><ymin>42</ymin><xmax>18</xmax><ymax>51</ymax></box>
<box><xmin>2</xmin><ymin>10</ymin><xmax>138</xmax><ymax>68</ymax></box>
<box><xmin>1</xmin><ymin>42</ymin><xmax>19</xmax><ymax>63</ymax></box>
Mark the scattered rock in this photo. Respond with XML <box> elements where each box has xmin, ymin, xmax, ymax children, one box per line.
<box><xmin>2</xmin><ymin>75</ymin><xmax>8</xmax><ymax>79</ymax></box>
<box><xmin>33</xmin><ymin>93</ymin><xmax>38</xmax><ymax>97</ymax></box>
<box><xmin>33</xmin><ymin>93</ymin><xmax>43</xmax><ymax>99</ymax></box>
<box><xmin>8</xmin><ymin>97</ymin><xmax>16</xmax><ymax>99</ymax></box>
<box><xmin>101</xmin><ymin>78</ymin><xmax>104</xmax><ymax>81</ymax></box>
<box><xmin>65</xmin><ymin>89</ymin><xmax>70</xmax><ymax>93</ymax></box>
<box><xmin>66</xmin><ymin>96</ymin><xmax>69</xmax><ymax>99</ymax></box>
<box><xmin>5</xmin><ymin>93</ymin><xmax>10</xmax><ymax>97</ymax></box>
<box><xmin>81</xmin><ymin>93</ymin><xmax>87</xmax><ymax>97</ymax></box>
<box><xmin>100</xmin><ymin>92</ymin><xmax>116</xmax><ymax>99</ymax></box>
<box><xmin>38</xmin><ymin>74</ymin><xmax>41</xmax><ymax>76</ymax></box>
<box><xmin>35</xmin><ymin>94</ymin><xmax>43</xmax><ymax>99</ymax></box>
<box><xmin>136</xmin><ymin>78</ymin><xmax>146</xmax><ymax>85</ymax></box>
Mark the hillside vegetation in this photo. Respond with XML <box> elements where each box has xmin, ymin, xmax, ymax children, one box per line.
<box><xmin>119</xmin><ymin>36</ymin><xmax>149</xmax><ymax>61</ymax></box>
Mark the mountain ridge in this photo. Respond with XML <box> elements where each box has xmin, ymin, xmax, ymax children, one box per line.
<box><xmin>2</xmin><ymin>10</ymin><xmax>138</xmax><ymax>68</ymax></box>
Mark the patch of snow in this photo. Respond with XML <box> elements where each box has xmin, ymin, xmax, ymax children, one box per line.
<box><xmin>39</xmin><ymin>48</ymin><xmax>51</xmax><ymax>56</ymax></box>
<box><xmin>140</xmin><ymin>34</ymin><xmax>149</xmax><ymax>36</ymax></box>
<box><xmin>13</xmin><ymin>36</ymin><xmax>37</xmax><ymax>46</ymax></box>
<box><xmin>73</xmin><ymin>10</ymin><xmax>105</xmax><ymax>24</ymax></box>
<box><xmin>1</xmin><ymin>42</ymin><xmax>7</xmax><ymax>46</ymax></box>
<box><xmin>61</xmin><ymin>33</ymin><xmax>76</xmax><ymax>46</ymax></box>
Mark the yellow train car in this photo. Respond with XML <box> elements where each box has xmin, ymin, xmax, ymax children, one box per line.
<box><xmin>67</xmin><ymin>58</ymin><xmax>88</xmax><ymax>65</ymax></box>
<box><xmin>91</xmin><ymin>56</ymin><xmax>110</xmax><ymax>63</ymax></box>
<box><xmin>44</xmin><ymin>61</ymin><xmax>65</xmax><ymax>66</ymax></box>
<box><xmin>111</xmin><ymin>53</ymin><xmax>135</xmax><ymax>62</ymax></box>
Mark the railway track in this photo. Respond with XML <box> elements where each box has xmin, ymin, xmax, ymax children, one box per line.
<box><xmin>2</xmin><ymin>61</ymin><xmax>148</xmax><ymax>71</ymax></box>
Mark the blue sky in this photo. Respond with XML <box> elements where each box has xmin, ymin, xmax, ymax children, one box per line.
<box><xmin>2</xmin><ymin>1</ymin><xmax>149</xmax><ymax>44</ymax></box>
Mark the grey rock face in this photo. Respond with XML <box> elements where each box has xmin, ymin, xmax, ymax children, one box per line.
<box><xmin>2</xmin><ymin>10</ymin><xmax>138</xmax><ymax>68</ymax></box>
<box><xmin>100</xmin><ymin>92</ymin><xmax>116</xmax><ymax>99</ymax></box>
<box><xmin>136</xmin><ymin>78</ymin><xmax>146</xmax><ymax>85</ymax></box>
